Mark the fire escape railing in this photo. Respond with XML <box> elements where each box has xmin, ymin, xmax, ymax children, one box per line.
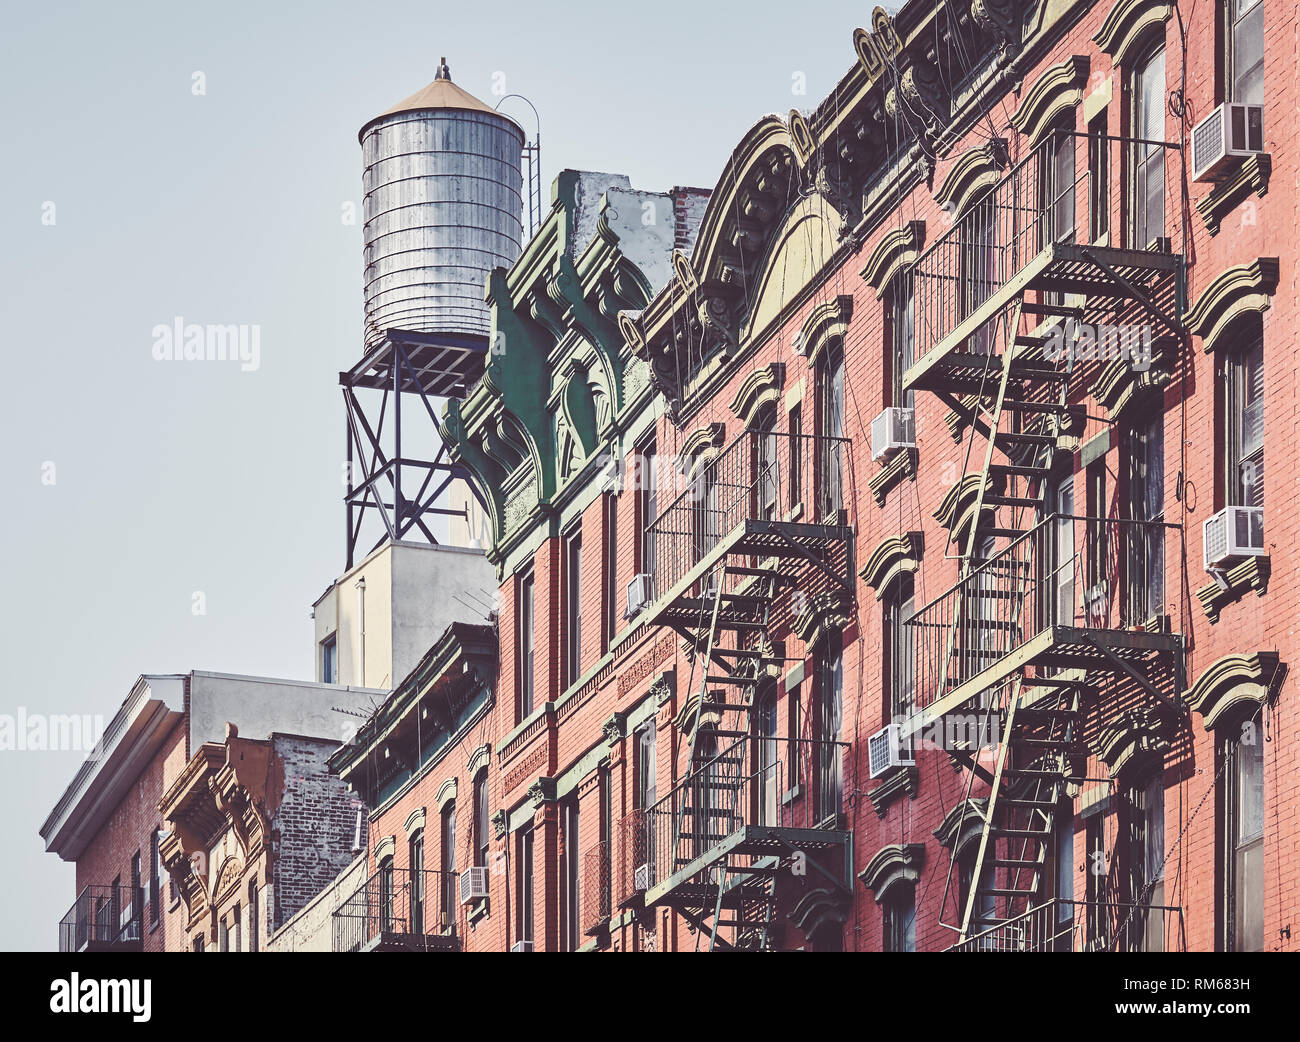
<box><xmin>59</xmin><ymin>885</ymin><xmax>144</xmax><ymax>952</ymax></box>
<box><xmin>905</xmin><ymin>515</ymin><xmax>1180</xmax><ymax>716</ymax></box>
<box><xmin>639</xmin><ymin>734</ymin><xmax>849</xmax><ymax>892</ymax></box>
<box><xmin>332</xmin><ymin>867</ymin><xmax>458</xmax><ymax>952</ymax></box>
<box><xmin>910</xmin><ymin>131</ymin><xmax>1182</xmax><ymax>362</ymax></box>
<box><xmin>947</xmin><ymin>898</ymin><xmax>1186</xmax><ymax>952</ymax></box>
<box><xmin>645</xmin><ymin>429</ymin><xmax>849</xmax><ymax>606</ymax></box>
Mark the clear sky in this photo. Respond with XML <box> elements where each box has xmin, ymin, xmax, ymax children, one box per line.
<box><xmin>0</xmin><ymin>0</ymin><xmax>887</xmax><ymax>950</ymax></box>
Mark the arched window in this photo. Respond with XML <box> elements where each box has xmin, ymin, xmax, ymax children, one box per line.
<box><xmin>754</xmin><ymin>685</ymin><xmax>780</xmax><ymax>826</ymax></box>
<box><xmin>440</xmin><ymin>803</ymin><xmax>457</xmax><ymax>929</ymax></box>
<box><xmin>408</xmin><ymin>829</ymin><xmax>425</xmax><ymax>935</ymax></box>
<box><xmin>1131</xmin><ymin>43</ymin><xmax>1167</xmax><ymax>249</ymax></box>
<box><xmin>816</xmin><ymin>341</ymin><xmax>844</xmax><ymax>519</ymax></box>
<box><xmin>1226</xmin><ymin>322</ymin><xmax>1264</xmax><ymax>512</ymax></box>
<box><xmin>1123</xmin><ymin>770</ymin><xmax>1165</xmax><ymax>951</ymax></box>
<box><xmin>882</xmin><ymin>883</ymin><xmax>916</xmax><ymax>952</ymax></box>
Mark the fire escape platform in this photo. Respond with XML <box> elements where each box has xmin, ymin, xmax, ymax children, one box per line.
<box><xmin>358</xmin><ymin>931</ymin><xmax>461</xmax><ymax>953</ymax></box>
<box><xmin>899</xmin><ymin>624</ymin><xmax>1182</xmax><ymax>740</ymax></box>
<box><xmin>643</xmin><ymin>824</ymin><xmax>851</xmax><ymax>910</ymax></box>
<box><xmin>904</xmin><ymin>241</ymin><xmax>1182</xmax><ymax>395</ymax></box>
<box><xmin>640</xmin><ymin>518</ymin><xmax>854</xmax><ymax>633</ymax></box>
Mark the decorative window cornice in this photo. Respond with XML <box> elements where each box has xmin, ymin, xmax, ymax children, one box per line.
<box><xmin>373</xmin><ymin>835</ymin><xmax>396</xmax><ymax>864</ymax></box>
<box><xmin>678</xmin><ymin>422</ymin><xmax>726</xmax><ymax>479</ymax></box>
<box><xmin>1093</xmin><ymin>337</ymin><xmax>1174</xmax><ymax>421</ymax></box>
<box><xmin>1196</xmin><ymin>153</ymin><xmax>1272</xmax><ymax>235</ymax></box>
<box><xmin>868</xmin><ymin>448</ymin><xmax>918</xmax><ymax>506</ymax></box>
<box><xmin>1186</xmin><ymin>257</ymin><xmax>1279</xmax><ymax>351</ymax></box>
<box><xmin>933</xmin><ymin>798</ymin><xmax>988</xmax><ymax>850</ymax></box>
<box><xmin>868</xmin><ymin>766</ymin><xmax>919</xmax><ymax>817</ymax></box>
<box><xmin>466</xmin><ymin>743</ymin><xmax>491</xmax><ymax>778</ymax></box>
<box><xmin>728</xmin><ymin>363</ymin><xmax>786</xmax><ymax>429</ymax></box>
<box><xmin>1093</xmin><ymin>0</ymin><xmax>1172</xmax><ymax>66</ymax></box>
<box><xmin>859</xmin><ymin>220</ymin><xmax>925</xmax><ymax>298</ymax></box>
<box><xmin>789</xmin><ymin>887</ymin><xmax>852</xmax><ymax>937</ymax></box>
<box><xmin>792</xmin><ymin>589</ymin><xmax>854</xmax><ymax>649</ymax></box>
<box><xmin>1183</xmin><ymin>651</ymin><xmax>1280</xmax><ymax>730</ymax></box>
<box><xmin>1009</xmin><ymin>56</ymin><xmax>1090</xmax><ymax>145</ymax></box>
<box><xmin>1095</xmin><ymin>708</ymin><xmax>1170</xmax><ymax>778</ymax></box>
<box><xmin>798</xmin><ymin>294</ymin><xmax>853</xmax><ymax>368</ymax></box>
<box><xmin>601</xmin><ymin>710</ymin><xmax>627</xmax><ymax>745</ymax></box>
<box><xmin>858</xmin><ymin>842</ymin><xmax>926</xmax><ymax>901</ymax></box>
<box><xmin>934</xmin><ymin>473</ymin><xmax>995</xmax><ymax>547</ymax></box>
<box><xmin>403</xmin><ymin>807</ymin><xmax>426</xmax><ymax>839</ymax></box>
<box><xmin>1196</xmin><ymin>554</ymin><xmax>1270</xmax><ymax>623</ymax></box>
<box><xmin>934</xmin><ymin>139</ymin><xmax>1008</xmax><ymax>217</ymax></box>
<box><xmin>435</xmin><ymin>776</ymin><xmax>458</xmax><ymax>812</ymax></box>
<box><xmin>526</xmin><ymin>775</ymin><xmax>557</xmax><ymax>810</ymax></box>
<box><xmin>860</xmin><ymin>531</ymin><xmax>924</xmax><ymax>599</ymax></box>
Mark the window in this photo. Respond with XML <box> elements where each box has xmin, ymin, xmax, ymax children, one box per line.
<box><xmin>517</xmin><ymin>570</ymin><xmax>535</xmax><ymax>720</ymax></box>
<box><xmin>817</xmin><ymin>343</ymin><xmax>845</xmax><ymax>518</ymax></box>
<box><xmin>248</xmin><ymin>877</ymin><xmax>259</xmax><ymax>953</ymax></box>
<box><xmin>1228</xmin><ymin>0</ymin><xmax>1264</xmax><ymax>104</ymax></box>
<box><xmin>887</xmin><ymin>277</ymin><xmax>914</xmax><ymax>410</ymax></box>
<box><xmin>1085</xmin><ymin>459</ymin><xmax>1109</xmax><ymax>625</ymax></box>
<box><xmin>957</xmin><ymin>843</ymin><xmax>996</xmax><ymax>935</ymax></box>
<box><xmin>441</xmin><ymin>804</ymin><xmax>457</xmax><ymax>928</ymax></box>
<box><xmin>599</xmin><ymin>765</ymin><xmax>613</xmax><ymax>921</ymax></box>
<box><xmin>149</xmin><ymin>830</ymin><xmax>161</xmax><ymax>927</ymax></box>
<box><xmin>603</xmin><ymin>491</ymin><xmax>618</xmax><ymax>650</ymax></box>
<box><xmin>1047</xmin><ymin>124</ymin><xmax>1077</xmax><ymax>245</ymax></box>
<box><xmin>193</xmin><ymin>934</ymin><xmax>204</xmax><ymax>953</ymax></box>
<box><xmin>1226</xmin><ymin>330</ymin><xmax>1264</xmax><ymax>511</ymax></box>
<box><xmin>884</xmin><ymin>575</ymin><xmax>915</xmax><ymax>722</ymax></box>
<box><xmin>690</xmin><ymin>459</ymin><xmax>720</xmax><ymax>564</ymax></box>
<box><xmin>564</xmin><ymin>527</ymin><xmax>583</xmax><ymax>688</ymax></box>
<box><xmin>1047</xmin><ymin>474</ymin><xmax>1076</xmax><ymax>628</ymax></box>
<box><xmin>561</xmin><ymin>798</ymin><xmax>580</xmax><ymax>951</ymax></box>
<box><xmin>1125</xmin><ymin>414</ymin><xmax>1164</xmax><ymax>624</ymax></box>
<box><xmin>637</xmin><ymin>435</ymin><xmax>658</xmax><ymax>573</ymax></box>
<box><xmin>1052</xmin><ymin>806</ymin><xmax>1076</xmax><ymax>948</ymax></box>
<box><xmin>378</xmin><ymin>855</ymin><xmax>395</xmax><ymax>934</ymax></box>
<box><xmin>787</xmin><ymin>685</ymin><xmax>802</xmax><ymax>787</ymax></box>
<box><xmin>232</xmin><ymin>902</ymin><xmax>241</xmax><ymax>952</ymax></box>
<box><xmin>473</xmin><ymin>770</ymin><xmax>490</xmax><ymax>870</ymax></box>
<box><xmin>1085</xmin><ymin>813</ymin><xmax>1107</xmax><ymax>945</ymax></box>
<box><xmin>788</xmin><ymin>404</ymin><xmax>803</xmax><ymax>510</ymax></box>
<box><xmin>635</xmin><ymin>723</ymin><xmax>657</xmax><ymax>877</ymax></box>
<box><xmin>963</xmin><ymin>204</ymin><xmax>997</xmax><ymax>353</ymax></box>
<box><xmin>409</xmin><ymin>828</ymin><xmax>425</xmax><ymax>935</ymax></box>
<box><xmin>517</xmin><ymin>827</ymin><xmax>535</xmax><ymax>947</ymax></box>
<box><xmin>1088</xmin><ymin>112</ymin><xmax>1110</xmax><ymax>242</ymax></box>
<box><xmin>817</xmin><ymin>635</ymin><xmax>843</xmax><ymax>822</ymax></box>
<box><xmin>882</xmin><ymin>886</ymin><xmax>916</xmax><ymax>952</ymax></box>
<box><xmin>320</xmin><ymin>634</ymin><xmax>337</xmax><ymax>684</ymax></box>
<box><xmin>1132</xmin><ymin>44</ymin><xmax>1167</xmax><ymax>248</ymax></box>
<box><xmin>129</xmin><ymin>851</ymin><xmax>141</xmax><ymax>938</ymax></box>
<box><xmin>1222</xmin><ymin>711</ymin><xmax>1264</xmax><ymax>950</ymax></box>
<box><xmin>754</xmin><ymin>406</ymin><xmax>780</xmax><ymax>523</ymax></box>
<box><xmin>755</xmin><ymin>687</ymin><xmax>779</xmax><ymax>826</ymax></box>
<box><xmin>218</xmin><ymin>918</ymin><xmax>229</xmax><ymax>953</ymax></box>
<box><xmin>1126</xmin><ymin>772</ymin><xmax>1166</xmax><ymax>951</ymax></box>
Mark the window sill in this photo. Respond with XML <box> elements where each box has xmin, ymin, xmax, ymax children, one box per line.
<box><xmin>868</xmin><ymin>765</ymin><xmax>920</xmax><ymax>818</ymax></box>
<box><xmin>1195</xmin><ymin>152</ymin><xmax>1271</xmax><ymax>235</ymax></box>
<box><xmin>868</xmin><ymin>448</ymin><xmax>918</xmax><ymax>507</ymax></box>
<box><xmin>1196</xmin><ymin>554</ymin><xmax>1270</xmax><ymax>623</ymax></box>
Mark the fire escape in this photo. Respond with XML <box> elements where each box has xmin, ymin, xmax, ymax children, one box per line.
<box><xmin>900</xmin><ymin>131</ymin><xmax>1188</xmax><ymax>949</ymax></box>
<box><xmin>637</xmin><ymin>428</ymin><xmax>855</xmax><ymax>949</ymax></box>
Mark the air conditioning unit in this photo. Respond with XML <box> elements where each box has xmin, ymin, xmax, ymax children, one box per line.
<box><xmin>868</xmin><ymin>723</ymin><xmax>915</xmax><ymax>779</ymax></box>
<box><xmin>1203</xmin><ymin>505</ymin><xmax>1264</xmax><ymax>570</ymax></box>
<box><xmin>1192</xmin><ymin>102</ymin><xmax>1265</xmax><ymax>182</ymax></box>
<box><xmin>871</xmin><ymin>407</ymin><xmax>916</xmax><ymax>462</ymax></box>
<box><xmin>458</xmin><ymin>866</ymin><xmax>489</xmax><ymax>905</ymax></box>
<box><xmin>510</xmin><ymin>940</ymin><xmax>533</xmax><ymax>952</ymax></box>
<box><xmin>633</xmin><ymin>863</ymin><xmax>651</xmax><ymax>891</ymax></box>
<box><xmin>625</xmin><ymin>573</ymin><xmax>654</xmax><ymax>619</ymax></box>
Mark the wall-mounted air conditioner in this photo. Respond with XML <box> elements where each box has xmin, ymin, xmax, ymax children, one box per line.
<box><xmin>1203</xmin><ymin>505</ymin><xmax>1264</xmax><ymax>570</ymax></box>
<box><xmin>868</xmin><ymin>723</ymin><xmax>915</xmax><ymax>779</ymax></box>
<box><xmin>634</xmin><ymin>863</ymin><xmax>651</xmax><ymax>891</ymax></box>
<box><xmin>1192</xmin><ymin>102</ymin><xmax>1265</xmax><ymax>182</ymax></box>
<box><xmin>510</xmin><ymin>940</ymin><xmax>533</xmax><ymax>952</ymax></box>
<box><xmin>458</xmin><ymin>865</ymin><xmax>489</xmax><ymax>905</ymax></box>
<box><xmin>871</xmin><ymin>407</ymin><xmax>916</xmax><ymax>462</ymax></box>
<box><xmin>625</xmin><ymin>573</ymin><xmax>653</xmax><ymax>619</ymax></box>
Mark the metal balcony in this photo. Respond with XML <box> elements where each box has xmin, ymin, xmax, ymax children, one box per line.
<box><xmin>59</xmin><ymin>885</ymin><xmax>144</xmax><ymax>952</ymax></box>
<box><xmin>332</xmin><ymin>867</ymin><xmax>459</xmax><ymax>952</ymax></box>
<box><xmin>639</xmin><ymin>734</ymin><xmax>851</xmax><ymax>912</ymax></box>
<box><xmin>902</xmin><ymin>514</ymin><xmax>1184</xmax><ymax>736</ymax></box>
<box><xmin>642</xmin><ymin>429</ymin><xmax>854</xmax><ymax>633</ymax></box>
<box><xmin>581</xmin><ymin>841</ymin><xmax>612</xmax><ymax>936</ymax></box>
<box><xmin>905</xmin><ymin>131</ymin><xmax>1183</xmax><ymax>395</ymax></box>
<box><xmin>947</xmin><ymin>898</ymin><xmax>1186</xmax><ymax>952</ymax></box>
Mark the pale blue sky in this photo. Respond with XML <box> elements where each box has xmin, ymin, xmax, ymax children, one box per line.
<box><xmin>0</xmin><ymin>0</ymin><xmax>882</xmax><ymax>950</ymax></box>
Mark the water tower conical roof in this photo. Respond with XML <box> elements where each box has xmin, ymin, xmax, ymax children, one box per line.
<box><xmin>358</xmin><ymin>58</ymin><xmax>522</xmax><ymax>141</ymax></box>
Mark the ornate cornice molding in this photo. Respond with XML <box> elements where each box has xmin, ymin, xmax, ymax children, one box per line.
<box><xmin>679</xmin><ymin>421</ymin><xmax>726</xmax><ymax>470</ymax></box>
<box><xmin>799</xmin><ymin>294</ymin><xmax>854</xmax><ymax>368</ymax></box>
<box><xmin>1009</xmin><ymin>56</ymin><xmax>1090</xmax><ymax>144</ymax></box>
<box><xmin>859</xmin><ymin>220</ymin><xmax>925</xmax><ymax>298</ymax></box>
<box><xmin>858</xmin><ymin>842</ymin><xmax>926</xmax><ymax>901</ymax></box>
<box><xmin>466</xmin><ymin>743</ymin><xmax>491</xmax><ymax>778</ymax></box>
<box><xmin>934</xmin><ymin>473</ymin><xmax>996</xmax><ymax>546</ymax></box>
<box><xmin>1093</xmin><ymin>338</ymin><xmax>1173</xmax><ymax>421</ymax></box>
<box><xmin>1196</xmin><ymin>153</ymin><xmax>1271</xmax><ymax>235</ymax></box>
<box><xmin>403</xmin><ymin>806</ymin><xmax>426</xmax><ymax>839</ymax></box>
<box><xmin>526</xmin><ymin>776</ymin><xmax>557</xmax><ymax>810</ymax></box>
<box><xmin>491</xmin><ymin>808</ymin><xmax>508</xmax><ymax>840</ymax></box>
<box><xmin>1183</xmin><ymin>651</ymin><xmax>1280</xmax><ymax>730</ymax></box>
<box><xmin>868</xmin><ymin>448</ymin><xmax>918</xmax><ymax>507</ymax></box>
<box><xmin>934</xmin><ymin>139</ymin><xmax>1008</xmax><ymax>217</ymax></box>
<box><xmin>1093</xmin><ymin>0</ymin><xmax>1172</xmax><ymax>66</ymax></box>
<box><xmin>435</xmin><ymin>776</ymin><xmax>458</xmax><ymax>812</ymax></box>
<box><xmin>789</xmin><ymin>886</ymin><xmax>852</xmax><ymax>937</ymax></box>
<box><xmin>1186</xmin><ymin>257</ymin><xmax>1279</xmax><ymax>350</ymax></box>
<box><xmin>860</xmin><ymin>531</ymin><xmax>924</xmax><ymax>599</ymax></box>
<box><xmin>1095</xmin><ymin>708</ymin><xmax>1170</xmax><ymax>778</ymax></box>
<box><xmin>728</xmin><ymin>362</ymin><xmax>786</xmax><ymax>429</ymax></box>
<box><xmin>601</xmin><ymin>711</ymin><xmax>627</xmax><ymax>745</ymax></box>
<box><xmin>1196</xmin><ymin>555</ymin><xmax>1270</xmax><ymax>623</ymax></box>
<box><xmin>792</xmin><ymin>589</ymin><xmax>854</xmax><ymax>649</ymax></box>
<box><xmin>933</xmin><ymin>797</ymin><xmax>988</xmax><ymax>850</ymax></box>
<box><xmin>868</xmin><ymin>766</ymin><xmax>920</xmax><ymax>817</ymax></box>
<box><xmin>373</xmin><ymin>834</ymin><xmax>396</xmax><ymax>864</ymax></box>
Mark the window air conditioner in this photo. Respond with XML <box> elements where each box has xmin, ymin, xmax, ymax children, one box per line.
<box><xmin>458</xmin><ymin>865</ymin><xmax>489</xmax><ymax>905</ymax></box>
<box><xmin>868</xmin><ymin>723</ymin><xmax>915</xmax><ymax>779</ymax></box>
<box><xmin>1203</xmin><ymin>505</ymin><xmax>1264</xmax><ymax>571</ymax></box>
<box><xmin>634</xmin><ymin>863</ymin><xmax>651</xmax><ymax>892</ymax></box>
<box><xmin>510</xmin><ymin>940</ymin><xmax>533</xmax><ymax>952</ymax></box>
<box><xmin>625</xmin><ymin>573</ymin><xmax>653</xmax><ymax>619</ymax></box>
<box><xmin>1192</xmin><ymin>102</ymin><xmax>1265</xmax><ymax>182</ymax></box>
<box><xmin>871</xmin><ymin>407</ymin><xmax>916</xmax><ymax>462</ymax></box>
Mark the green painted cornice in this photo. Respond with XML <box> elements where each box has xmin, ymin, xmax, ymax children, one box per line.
<box><xmin>1183</xmin><ymin>652</ymin><xmax>1279</xmax><ymax>730</ymax></box>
